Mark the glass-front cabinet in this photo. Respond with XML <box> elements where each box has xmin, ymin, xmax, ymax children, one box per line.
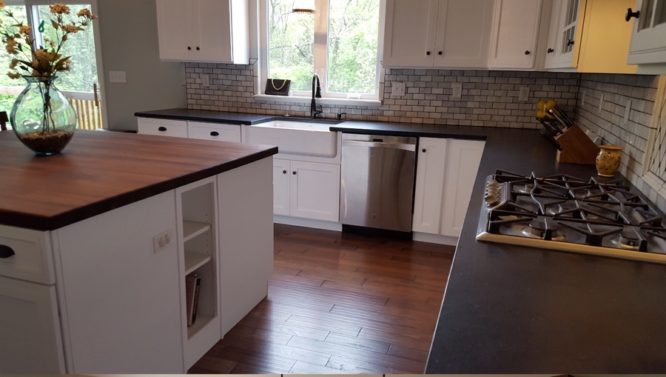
<box><xmin>628</xmin><ymin>0</ymin><xmax>666</xmax><ymax>64</ymax></box>
<box><xmin>545</xmin><ymin>0</ymin><xmax>584</xmax><ymax>69</ymax></box>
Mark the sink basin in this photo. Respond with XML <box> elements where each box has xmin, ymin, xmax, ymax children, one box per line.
<box><xmin>252</xmin><ymin>120</ymin><xmax>332</xmax><ymax>132</ymax></box>
<box><xmin>245</xmin><ymin>120</ymin><xmax>338</xmax><ymax>157</ymax></box>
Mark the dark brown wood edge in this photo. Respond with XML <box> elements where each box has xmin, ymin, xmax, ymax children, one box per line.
<box><xmin>0</xmin><ymin>147</ymin><xmax>278</xmax><ymax>231</ymax></box>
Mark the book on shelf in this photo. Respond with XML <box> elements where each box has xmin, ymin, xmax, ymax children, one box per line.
<box><xmin>185</xmin><ymin>273</ymin><xmax>201</xmax><ymax>327</ymax></box>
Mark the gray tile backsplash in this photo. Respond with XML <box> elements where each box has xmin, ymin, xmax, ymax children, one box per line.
<box><xmin>575</xmin><ymin>73</ymin><xmax>665</xmax><ymax>211</ymax></box>
<box><xmin>184</xmin><ymin>63</ymin><xmax>665</xmax><ymax>211</ymax></box>
<box><xmin>185</xmin><ymin>63</ymin><xmax>579</xmax><ymax>129</ymax></box>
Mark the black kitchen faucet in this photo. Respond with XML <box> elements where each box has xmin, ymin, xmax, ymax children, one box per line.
<box><xmin>311</xmin><ymin>74</ymin><xmax>322</xmax><ymax>118</ymax></box>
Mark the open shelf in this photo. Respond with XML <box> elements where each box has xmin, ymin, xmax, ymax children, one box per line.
<box><xmin>184</xmin><ymin>251</ymin><xmax>212</xmax><ymax>276</ymax></box>
<box><xmin>187</xmin><ymin>314</ymin><xmax>215</xmax><ymax>339</ymax></box>
<box><xmin>183</xmin><ymin>221</ymin><xmax>211</xmax><ymax>243</ymax></box>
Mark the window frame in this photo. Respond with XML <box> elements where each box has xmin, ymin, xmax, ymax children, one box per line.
<box><xmin>258</xmin><ymin>0</ymin><xmax>385</xmax><ymax>101</ymax></box>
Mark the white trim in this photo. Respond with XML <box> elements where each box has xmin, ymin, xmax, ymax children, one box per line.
<box><xmin>273</xmin><ymin>215</ymin><xmax>342</xmax><ymax>232</ymax></box>
<box><xmin>254</xmin><ymin>94</ymin><xmax>381</xmax><ymax>107</ymax></box>
<box><xmin>412</xmin><ymin>232</ymin><xmax>459</xmax><ymax>247</ymax></box>
<box><xmin>641</xmin><ymin>75</ymin><xmax>666</xmax><ymax>194</ymax></box>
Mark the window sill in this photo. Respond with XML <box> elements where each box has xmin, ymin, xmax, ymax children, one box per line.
<box><xmin>254</xmin><ymin>94</ymin><xmax>382</xmax><ymax>108</ymax></box>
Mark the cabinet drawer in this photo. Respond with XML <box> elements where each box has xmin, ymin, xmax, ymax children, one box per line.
<box><xmin>0</xmin><ymin>226</ymin><xmax>55</xmax><ymax>285</ymax></box>
<box><xmin>137</xmin><ymin>117</ymin><xmax>188</xmax><ymax>138</ymax></box>
<box><xmin>188</xmin><ymin>122</ymin><xmax>241</xmax><ymax>143</ymax></box>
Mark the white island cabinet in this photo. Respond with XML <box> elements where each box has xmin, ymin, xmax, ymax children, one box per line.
<box><xmin>0</xmin><ymin>132</ymin><xmax>275</xmax><ymax>373</ymax></box>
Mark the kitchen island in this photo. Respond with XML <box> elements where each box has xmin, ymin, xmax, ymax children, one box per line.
<box><xmin>0</xmin><ymin>131</ymin><xmax>277</xmax><ymax>373</ymax></box>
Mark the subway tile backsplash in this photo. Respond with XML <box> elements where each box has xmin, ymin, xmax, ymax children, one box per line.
<box><xmin>575</xmin><ymin>73</ymin><xmax>665</xmax><ymax>211</ymax></box>
<box><xmin>185</xmin><ymin>63</ymin><xmax>579</xmax><ymax>129</ymax></box>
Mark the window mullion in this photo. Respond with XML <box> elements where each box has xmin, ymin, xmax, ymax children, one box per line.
<box><xmin>314</xmin><ymin>0</ymin><xmax>329</xmax><ymax>96</ymax></box>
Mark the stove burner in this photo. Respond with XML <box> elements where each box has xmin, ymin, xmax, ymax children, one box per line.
<box><xmin>618</xmin><ymin>230</ymin><xmax>640</xmax><ymax>250</ymax></box>
<box><xmin>522</xmin><ymin>217</ymin><xmax>565</xmax><ymax>241</ymax></box>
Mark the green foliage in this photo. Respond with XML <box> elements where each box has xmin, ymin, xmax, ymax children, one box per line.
<box><xmin>0</xmin><ymin>4</ymin><xmax>98</xmax><ymax>113</ymax></box>
<box><xmin>267</xmin><ymin>0</ymin><xmax>379</xmax><ymax>96</ymax></box>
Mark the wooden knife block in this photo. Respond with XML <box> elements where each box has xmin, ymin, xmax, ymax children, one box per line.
<box><xmin>555</xmin><ymin>125</ymin><xmax>600</xmax><ymax>165</ymax></box>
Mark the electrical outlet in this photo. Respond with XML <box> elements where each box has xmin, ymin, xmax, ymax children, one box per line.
<box><xmin>451</xmin><ymin>82</ymin><xmax>462</xmax><ymax>100</ymax></box>
<box><xmin>519</xmin><ymin>86</ymin><xmax>530</xmax><ymax>102</ymax></box>
<box><xmin>391</xmin><ymin>82</ymin><xmax>405</xmax><ymax>97</ymax></box>
<box><xmin>580</xmin><ymin>90</ymin><xmax>586</xmax><ymax>106</ymax></box>
<box><xmin>598</xmin><ymin>93</ymin><xmax>604</xmax><ymax>112</ymax></box>
<box><xmin>623</xmin><ymin>100</ymin><xmax>632</xmax><ymax>126</ymax></box>
<box><xmin>153</xmin><ymin>229</ymin><xmax>173</xmax><ymax>254</ymax></box>
<box><xmin>200</xmin><ymin>74</ymin><xmax>210</xmax><ymax>87</ymax></box>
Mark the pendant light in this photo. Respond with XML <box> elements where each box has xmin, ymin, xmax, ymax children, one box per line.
<box><xmin>292</xmin><ymin>0</ymin><xmax>315</xmax><ymax>13</ymax></box>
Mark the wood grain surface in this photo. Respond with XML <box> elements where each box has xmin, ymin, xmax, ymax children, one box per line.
<box><xmin>0</xmin><ymin>131</ymin><xmax>277</xmax><ymax>230</ymax></box>
<box><xmin>189</xmin><ymin>224</ymin><xmax>454</xmax><ymax>374</ymax></box>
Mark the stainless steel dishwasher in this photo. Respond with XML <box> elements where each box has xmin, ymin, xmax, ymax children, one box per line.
<box><xmin>340</xmin><ymin>134</ymin><xmax>417</xmax><ymax>233</ymax></box>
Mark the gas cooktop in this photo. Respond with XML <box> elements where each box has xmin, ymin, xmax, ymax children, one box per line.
<box><xmin>476</xmin><ymin>170</ymin><xmax>666</xmax><ymax>264</ymax></box>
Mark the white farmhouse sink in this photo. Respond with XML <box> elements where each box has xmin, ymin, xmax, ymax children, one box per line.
<box><xmin>245</xmin><ymin>120</ymin><xmax>338</xmax><ymax>157</ymax></box>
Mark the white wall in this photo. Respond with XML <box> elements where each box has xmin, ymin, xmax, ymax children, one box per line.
<box><xmin>98</xmin><ymin>0</ymin><xmax>186</xmax><ymax>131</ymax></box>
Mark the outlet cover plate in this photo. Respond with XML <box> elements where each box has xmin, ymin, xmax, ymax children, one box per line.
<box><xmin>452</xmin><ymin>83</ymin><xmax>462</xmax><ymax>100</ymax></box>
<box><xmin>391</xmin><ymin>82</ymin><xmax>405</xmax><ymax>97</ymax></box>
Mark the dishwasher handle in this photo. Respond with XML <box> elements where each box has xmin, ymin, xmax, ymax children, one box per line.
<box><xmin>342</xmin><ymin>139</ymin><xmax>416</xmax><ymax>152</ymax></box>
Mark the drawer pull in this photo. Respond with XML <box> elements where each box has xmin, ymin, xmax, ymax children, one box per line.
<box><xmin>210</xmin><ymin>131</ymin><xmax>220</xmax><ymax>137</ymax></box>
<box><xmin>158</xmin><ymin>126</ymin><xmax>167</xmax><ymax>132</ymax></box>
<box><xmin>0</xmin><ymin>245</ymin><xmax>15</xmax><ymax>259</ymax></box>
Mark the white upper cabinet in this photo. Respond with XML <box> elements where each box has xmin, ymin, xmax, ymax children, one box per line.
<box><xmin>488</xmin><ymin>0</ymin><xmax>544</xmax><ymax>69</ymax></box>
<box><xmin>628</xmin><ymin>0</ymin><xmax>666</xmax><ymax>64</ymax></box>
<box><xmin>383</xmin><ymin>0</ymin><xmax>492</xmax><ymax>68</ymax></box>
<box><xmin>156</xmin><ymin>0</ymin><xmax>249</xmax><ymax>64</ymax></box>
<box><xmin>545</xmin><ymin>0</ymin><xmax>583</xmax><ymax>69</ymax></box>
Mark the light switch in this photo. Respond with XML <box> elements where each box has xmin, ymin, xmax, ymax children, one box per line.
<box><xmin>623</xmin><ymin>100</ymin><xmax>632</xmax><ymax>126</ymax></box>
<box><xmin>109</xmin><ymin>70</ymin><xmax>127</xmax><ymax>83</ymax></box>
<box><xmin>391</xmin><ymin>82</ymin><xmax>405</xmax><ymax>97</ymax></box>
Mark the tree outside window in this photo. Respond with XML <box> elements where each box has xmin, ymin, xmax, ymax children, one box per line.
<box><xmin>266</xmin><ymin>0</ymin><xmax>380</xmax><ymax>99</ymax></box>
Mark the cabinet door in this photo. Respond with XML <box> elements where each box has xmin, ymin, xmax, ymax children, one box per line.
<box><xmin>435</xmin><ymin>0</ymin><xmax>492</xmax><ymax>67</ymax></box>
<box><xmin>289</xmin><ymin>161</ymin><xmax>340</xmax><ymax>222</ymax></box>
<box><xmin>55</xmin><ymin>191</ymin><xmax>183</xmax><ymax>373</ymax></box>
<box><xmin>383</xmin><ymin>0</ymin><xmax>439</xmax><ymax>67</ymax></box>
<box><xmin>0</xmin><ymin>278</ymin><xmax>64</xmax><ymax>373</ymax></box>
<box><xmin>440</xmin><ymin>140</ymin><xmax>485</xmax><ymax>237</ymax></box>
<box><xmin>544</xmin><ymin>0</ymin><xmax>562</xmax><ymax>66</ymax></box>
<box><xmin>488</xmin><ymin>0</ymin><xmax>542</xmax><ymax>69</ymax></box>
<box><xmin>273</xmin><ymin>159</ymin><xmax>291</xmax><ymax>216</ymax></box>
<box><xmin>545</xmin><ymin>0</ymin><xmax>584</xmax><ymax>68</ymax></box>
<box><xmin>628</xmin><ymin>0</ymin><xmax>666</xmax><ymax>64</ymax></box>
<box><xmin>412</xmin><ymin>138</ymin><xmax>447</xmax><ymax>234</ymax></box>
<box><xmin>195</xmin><ymin>0</ymin><xmax>232</xmax><ymax>62</ymax></box>
<box><xmin>156</xmin><ymin>0</ymin><xmax>197</xmax><ymax>60</ymax></box>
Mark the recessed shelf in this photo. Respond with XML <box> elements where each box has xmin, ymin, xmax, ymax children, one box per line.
<box><xmin>184</xmin><ymin>251</ymin><xmax>211</xmax><ymax>276</ymax></box>
<box><xmin>187</xmin><ymin>314</ymin><xmax>215</xmax><ymax>339</ymax></box>
<box><xmin>183</xmin><ymin>221</ymin><xmax>211</xmax><ymax>243</ymax></box>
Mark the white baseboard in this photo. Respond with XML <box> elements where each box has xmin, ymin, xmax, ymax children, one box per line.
<box><xmin>273</xmin><ymin>215</ymin><xmax>343</xmax><ymax>232</ymax></box>
<box><xmin>413</xmin><ymin>232</ymin><xmax>459</xmax><ymax>246</ymax></box>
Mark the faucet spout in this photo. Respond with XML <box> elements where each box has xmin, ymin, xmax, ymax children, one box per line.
<box><xmin>311</xmin><ymin>74</ymin><xmax>322</xmax><ymax>118</ymax></box>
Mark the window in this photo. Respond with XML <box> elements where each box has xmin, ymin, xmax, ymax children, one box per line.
<box><xmin>0</xmin><ymin>1</ymin><xmax>102</xmax><ymax>130</ymax></box>
<box><xmin>262</xmin><ymin>0</ymin><xmax>381</xmax><ymax>100</ymax></box>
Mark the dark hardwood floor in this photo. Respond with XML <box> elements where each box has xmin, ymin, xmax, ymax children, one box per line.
<box><xmin>189</xmin><ymin>224</ymin><xmax>455</xmax><ymax>374</ymax></box>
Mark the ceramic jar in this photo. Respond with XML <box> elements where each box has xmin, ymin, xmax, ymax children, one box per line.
<box><xmin>595</xmin><ymin>145</ymin><xmax>623</xmax><ymax>177</ymax></box>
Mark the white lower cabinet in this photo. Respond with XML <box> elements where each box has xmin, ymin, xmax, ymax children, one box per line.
<box><xmin>413</xmin><ymin>138</ymin><xmax>485</xmax><ymax>239</ymax></box>
<box><xmin>54</xmin><ymin>191</ymin><xmax>184</xmax><ymax>373</ymax></box>
<box><xmin>0</xmin><ymin>277</ymin><xmax>64</xmax><ymax>373</ymax></box>
<box><xmin>273</xmin><ymin>159</ymin><xmax>340</xmax><ymax>222</ymax></box>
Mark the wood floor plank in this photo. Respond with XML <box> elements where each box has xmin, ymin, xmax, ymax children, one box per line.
<box><xmin>189</xmin><ymin>224</ymin><xmax>454</xmax><ymax>374</ymax></box>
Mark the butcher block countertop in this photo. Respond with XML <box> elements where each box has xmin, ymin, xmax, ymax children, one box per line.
<box><xmin>0</xmin><ymin>131</ymin><xmax>277</xmax><ymax>230</ymax></box>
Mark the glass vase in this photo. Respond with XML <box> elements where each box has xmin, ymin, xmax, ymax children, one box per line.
<box><xmin>10</xmin><ymin>76</ymin><xmax>77</xmax><ymax>156</ymax></box>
